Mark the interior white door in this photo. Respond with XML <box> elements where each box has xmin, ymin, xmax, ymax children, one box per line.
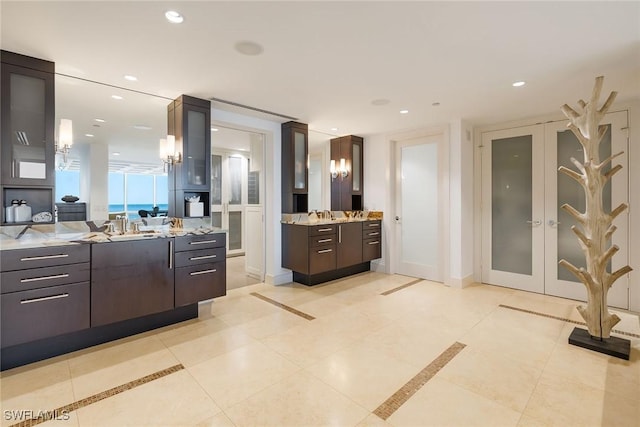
<box><xmin>481</xmin><ymin>125</ymin><xmax>545</xmax><ymax>293</ymax></box>
<box><xmin>544</xmin><ymin>111</ymin><xmax>629</xmax><ymax>308</ymax></box>
<box><xmin>395</xmin><ymin>135</ymin><xmax>443</xmax><ymax>281</ymax></box>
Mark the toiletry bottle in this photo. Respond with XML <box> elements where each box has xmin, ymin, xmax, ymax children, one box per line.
<box><xmin>4</xmin><ymin>200</ymin><xmax>19</xmax><ymax>223</ymax></box>
<box><xmin>15</xmin><ymin>200</ymin><xmax>32</xmax><ymax>222</ymax></box>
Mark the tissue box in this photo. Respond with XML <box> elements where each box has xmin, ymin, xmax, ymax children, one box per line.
<box><xmin>186</xmin><ymin>202</ymin><xmax>204</xmax><ymax>217</ymax></box>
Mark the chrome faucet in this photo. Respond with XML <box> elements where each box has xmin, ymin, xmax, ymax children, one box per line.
<box><xmin>322</xmin><ymin>210</ymin><xmax>332</xmax><ymax>221</ymax></box>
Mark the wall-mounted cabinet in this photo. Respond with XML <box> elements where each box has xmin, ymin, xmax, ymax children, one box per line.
<box><xmin>281</xmin><ymin>121</ymin><xmax>308</xmax><ymax>213</ymax></box>
<box><xmin>1</xmin><ymin>50</ymin><xmax>55</xmax><ymax>224</ymax></box>
<box><xmin>330</xmin><ymin>135</ymin><xmax>363</xmax><ymax>211</ymax></box>
<box><xmin>168</xmin><ymin>95</ymin><xmax>211</xmax><ymax>218</ymax></box>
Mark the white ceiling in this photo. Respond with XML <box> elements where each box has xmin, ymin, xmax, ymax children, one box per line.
<box><xmin>2</xmin><ymin>1</ymin><xmax>639</xmax><ymax>142</ymax></box>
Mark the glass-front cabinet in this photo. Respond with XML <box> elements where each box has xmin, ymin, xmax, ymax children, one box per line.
<box><xmin>1</xmin><ymin>50</ymin><xmax>55</xmax><ymax>224</ymax></box>
<box><xmin>281</xmin><ymin>121</ymin><xmax>308</xmax><ymax>213</ymax></box>
<box><xmin>1</xmin><ymin>52</ymin><xmax>55</xmax><ymax>186</ymax></box>
<box><xmin>167</xmin><ymin>95</ymin><xmax>211</xmax><ymax>218</ymax></box>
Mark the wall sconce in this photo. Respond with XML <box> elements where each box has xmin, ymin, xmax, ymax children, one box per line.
<box><xmin>330</xmin><ymin>158</ymin><xmax>348</xmax><ymax>180</ymax></box>
<box><xmin>55</xmin><ymin>119</ymin><xmax>73</xmax><ymax>163</ymax></box>
<box><xmin>159</xmin><ymin>135</ymin><xmax>182</xmax><ymax>171</ymax></box>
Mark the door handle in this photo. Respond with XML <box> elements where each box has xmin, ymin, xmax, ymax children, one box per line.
<box><xmin>548</xmin><ymin>219</ymin><xmax>561</xmax><ymax>227</ymax></box>
<box><xmin>526</xmin><ymin>220</ymin><xmax>542</xmax><ymax>227</ymax></box>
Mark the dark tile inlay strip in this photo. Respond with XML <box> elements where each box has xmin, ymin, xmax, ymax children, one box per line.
<box><xmin>9</xmin><ymin>364</ymin><xmax>184</xmax><ymax>427</ymax></box>
<box><xmin>373</xmin><ymin>342</ymin><xmax>466</xmax><ymax>420</ymax></box>
<box><xmin>250</xmin><ymin>292</ymin><xmax>316</xmax><ymax>320</ymax></box>
<box><xmin>499</xmin><ymin>304</ymin><xmax>640</xmax><ymax>339</ymax></box>
<box><xmin>381</xmin><ymin>278</ymin><xmax>423</xmax><ymax>296</ymax></box>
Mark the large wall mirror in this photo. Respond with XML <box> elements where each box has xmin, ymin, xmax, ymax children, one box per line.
<box><xmin>55</xmin><ymin>74</ymin><xmax>171</xmax><ymax>220</ymax></box>
<box><xmin>307</xmin><ymin>130</ymin><xmax>332</xmax><ymax>211</ymax></box>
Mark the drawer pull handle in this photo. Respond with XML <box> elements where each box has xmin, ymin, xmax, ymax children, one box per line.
<box><xmin>189</xmin><ymin>254</ymin><xmax>217</xmax><ymax>261</ymax></box>
<box><xmin>317</xmin><ymin>249</ymin><xmax>333</xmax><ymax>254</ymax></box>
<box><xmin>20</xmin><ymin>254</ymin><xmax>69</xmax><ymax>261</ymax></box>
<box><xmin>190</xmin><ymin>269</ymin><xmax>217</xmax><ymax>276</ymax></box>
<box><xmin>317</xmin><ymin>228</ymin><xmax>332</xmax><ymax>232</ymax></box>
<box><xmin>20</xmin><ymin>293</ymin><xmax>69</xmax><ymax>304</ymax></box>
<box><xmin>368</xmin><ymin>232</ymin><xmax>380</xmax><ymax>236</ymax></box>
<box><xmin>368</xmin><ymin>224</ymin><xmax>380</xmax><ymax>227</ymax></box>
<box><xmin>20</xmin><ymin>273</ymin><xmax>70</xmax><ymax>283</ymax></box>
<box><xmin>368</xmin><ymin>241</ymin><xmax>380</xmax><ymax>245</ymax></box>
<box><xmin>190</xmin><ymin>240</ymin><xmax>217</xmax><ymax>245</ymax></box>
<box><xmin>317</xmin><ymin>238</ymin><xmax>332</xmax><ymax>243</ymax></box>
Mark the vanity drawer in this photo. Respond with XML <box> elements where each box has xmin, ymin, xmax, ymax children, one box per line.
<box><xmin>175</xmin><ymin>261</ymin><xmax>226</xmax><ymax>306</ymax></box>
<box><xmin>308</xmin><ymin>224</ymin><xmax>337</xmax><ymax>236</ymax></box>
<box><xmin>309</xmin><ymin>245</ymin><xmax>337</xmax><ymax>274</ymax></box>
<box><xmin>363</xmin><ymin>237</ymin><xmax>382</xmax><ymax>261</ymax></box>
<box><xmin>310</xmin><ymin>234</ymin><xmax>336</xmax><ymax>247</ymax></box>
<box><xmin>175</xmin><ymin>247</ymin><xmax>225</xmax><ymax>268</ymax></box>
<box><xmin>363</xmin><ymin>220</ymin><xmax>381</xmax><ymax>231</ymax></box>
<box><xmin>363</xmin><ymin>228</ymin><xmax>381</xmax><ymax>238</ymax></box>
<box><xmin>1</xmin><ymin>281</ymin><xmax>90</xmax><ymax>347</ymax></box>
<box><xmin>174</xmin><ymin>233</ymin><xmax>225</xmax><ymax>252</ymax></box>
<box><xmin>1</xmin><ymin>245</ymin><xmax>90</xmax><ymax>271</ymax></box>
<box><xmin>1</xmin><ymin>262</ymin><xmax>90</xmax><ymax>294</ymax></box>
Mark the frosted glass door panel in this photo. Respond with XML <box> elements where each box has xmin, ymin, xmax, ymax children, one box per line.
<box><xmin>556</xmin><ymin>126</ymin><xmax>611</xmax><ymax>282</ymax></box>
<box><xmin>491</xmin><ymin>136</ymin><xmax>533</xmax><ymax>275</ymax></box>
<box><xmin>294</xmin><ymin>131</ymin><xmax>306</xmax><ymax>190</ymax></box>
<box><xmin>228</xmin><ymin>156</ymin><xmax>242</xmax><ymax>205</ymax></box>
<box><xmin>352</xmin><ymin>143</ymin><xmax>361</xmax><ymax>192</ymax></box>
<box><xmin>401</xmin><ymin>143</ymin><xmax>438</xmax><ymax>269</ymax></box>
<box><xmin>186</xmin><ymin>110</ymin><xmax>206</xmax><ymax>186</ymax></box>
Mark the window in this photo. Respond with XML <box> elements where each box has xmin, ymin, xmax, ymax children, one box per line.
<box><xmin>55</xmin><ymin>170</ymin><xmax>80</xmax><ymax>202</ymax></box>
<box><xmin>108</xmin><ymin>173</ymin><xmax>168</xmax><ymax>219</ymax></box>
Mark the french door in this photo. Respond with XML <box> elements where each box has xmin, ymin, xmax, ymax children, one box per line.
<box><xmin>482</xmin><ymin>112</ymin><xmax>629</xmax><ymax>308</ymax></box>
<box><xmin>211</xmin><ymin>150</ymin><xmax>247</xmax><ymax>257</ymax></box>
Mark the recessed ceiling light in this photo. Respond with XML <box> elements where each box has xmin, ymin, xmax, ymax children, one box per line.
<box><xmin>432</xmin><ymin>102</ymin><xmax>441</xmax><ymax>106</ymax></box>
<box><xmin>331</xmin><ymin>127</ymin><xmax>339</xmax><ymax>132</ymax></box>
<box><xmin>124</xmin><ymin>75</ymin><xmax>137</xmax><ymax>81</ymax></box>
<box><xmin>111</xmin><ymin>95</ymin><xmax>123</xmax><ymax>100</ymax></box>
<box><xmin>165</xmin><ymin>10</ymin><xmax>184</xmax><ymax>24</ymax></box>
<box><xmin>512</xmin><ymin>81</ymin><xmax>526</xmax><ymax>87</ymax></box>
<box><xmin>234</xmin><ymin>41</ymin><xmax>264</xmax><ymax>56</ymax></box>
<box><xmin>113</xmin><ymin>152</ymin><xmax>120</xmax><ymax>156</ymax></box>
<box><xmin>211</xmin><ymin>127</ymin><xmax>219</xmax><ymax>132</ymax></box>
<box><xmin>400</xmin><ymin>109</ymin><xmax>409</xmax><ymax>114</ymax></box>
<box><xmin>132</xmin><ymin>125</ymin><xmax>152</xmax><ymax>130</ymax></box>
<box><xmin>85</xmin><ymin>134</ymin><xmax>94</xmax><ymax>137</ymax></box>
<box><xmin>371</xmin><ymin>99</ymin><xmax>390</xmax><ymax>106</ymax></box>
<box><xmin>95</xmin><ymin>118</ymin><xmax>105</xmax><ymax>123</ymax></box>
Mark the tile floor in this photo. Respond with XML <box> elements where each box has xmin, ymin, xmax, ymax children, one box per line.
<box><xmin>1</xmin><ymin>272</ymin><xmax>639</xmax><ymax>427</ymax></box>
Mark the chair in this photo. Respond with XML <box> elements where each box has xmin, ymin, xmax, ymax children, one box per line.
<box><xmin>138</xmin><ymin>210</ymin><xmax>149</xmax><ymax>218</ymax></box>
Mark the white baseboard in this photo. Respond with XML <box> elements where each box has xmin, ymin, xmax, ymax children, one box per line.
<box><xmin>448</xmin><ymin>274</ymin><xmax>475</xmax><ymax>288</ymax></box>
<box><xmin>266</xmin><ymin>270</ymin><xmax>293</xmax><ymax>286</ymax></box>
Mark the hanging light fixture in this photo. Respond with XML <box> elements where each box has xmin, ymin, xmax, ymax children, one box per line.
<box><xmin>55</xmin><ymin>119</ymin><xmax>73</xmax><ymax>163</ymax></box>
<box><xmin>159</xmin><ymin>135</ymin><xmax>181</xmax><ymax>171</ymax></box>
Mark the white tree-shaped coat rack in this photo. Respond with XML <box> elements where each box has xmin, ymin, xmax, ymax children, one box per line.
<box><xmin>559</xmin><ymin>76</ymin><xmax>632</xmax><ymax>355</ymax></box>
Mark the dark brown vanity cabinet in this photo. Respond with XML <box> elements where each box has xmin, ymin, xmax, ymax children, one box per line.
<box><xmin>91</xmin><ymin>238</ymin><xmax>174</xmax><ymax>327</ymax></box>
<box><xmin>168</xmin><ymin>95</ymin><xmax>211</xmax><ymax>218</ymax></box>
<box><xmin>330</xmin><ymin>135</ymin><xmax>364</xmax><ymax>211</ymax></box>
<box><xmin>1</xmin><ymin>50</ymin><xmax>56</xmax><ymax>224</ymax></box>
<box><xmin>336</xmin><ymin>222</ymin><xmax>363</xmax><ymax>269</ymax></box>
<box><xmin>0</xmin><ymin>245</ymin><xmax>90</xmax><ymax>348</ymax></box>
<box><xmin>362</xmin><ymin>220</ymin><xmax>382</xmax><ymax>261</ymax></box>
<box><xmin>174</xmin><ymin>233</ymin><xmax>227</xmax><ymax>306</ymax></box>
<box><xmin>282</xmin><ymin>221</ymin><xmax>379</xmax><ymax>285</ymax></box>
<box><xmin>281</xmin><ymin>121</ymin><xmax>309</xmax><ymax>213</ymax></box>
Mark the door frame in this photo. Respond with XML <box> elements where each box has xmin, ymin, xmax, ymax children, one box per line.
<box><xmin>211</xmin><ymin>124</ymin><xmax>267</xmax><ymax>282</ymax></box>
<box><xmin>390</xmin><ymin>126</ymin><xmax>449</xmax><ymax>282</ymax></box>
